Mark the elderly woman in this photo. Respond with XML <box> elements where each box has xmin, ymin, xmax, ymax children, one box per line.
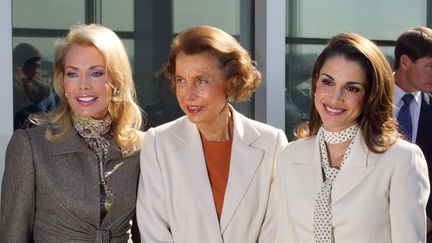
<box><xmin>136</xmin><ymin>25</ymin><xmax>288</xmax><ymax>243</ymax></box>
<box><xmin>277</xmin><ymin>33</ymin><xmax>430</xmax><ymax>243</ymax></box>
<box><xmin>0</xmin><ymin>24</ymin><xmax>143</xmax><ymax>242</ymax></box>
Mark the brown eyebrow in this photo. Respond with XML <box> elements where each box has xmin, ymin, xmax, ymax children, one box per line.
<box><xmin>320</xmin><ymin>73</ymin><xmax>364</xmax><ymax>86</ymax></box>
<box><xmin>345</xmin><ymin>81</ymin><xmax>364</xmax><ymax>86</ymax></box>
<box><xmin>174</xmin><ymin>73</ymin><xmax>210</xmax><ymax>81</ymax></box>
<box><xmin>320</xmin><ymin>73</ymin><xmax>334</xmax><ymax>80</ymax></box>
<box><xmin>174</xmin><ymin>74</ymin><xmax>184</xmax><ymax>80</ymax></box>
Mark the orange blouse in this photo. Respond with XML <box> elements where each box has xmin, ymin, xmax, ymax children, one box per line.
<box><xmin>201</xmin><ymin>137</ymin><xmax>233</xmax><ymax>220</ymax></box>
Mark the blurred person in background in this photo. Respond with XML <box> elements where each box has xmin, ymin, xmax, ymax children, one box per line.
<box><xmin>393</xmin><ymin>27</ymin><xmax>432</xmax><ymax>241</ymax></box>
<box><xmin>13</xmin><ymin>43</ymin><xmax>53</xmax><ymax>129</ymax></box>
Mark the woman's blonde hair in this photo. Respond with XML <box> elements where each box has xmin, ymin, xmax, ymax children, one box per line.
<box><xmin>164</xmin><ymin>25</ymin><xmax>261</xmax><ymax>102</ymax></box>
<box><xmin>36</xmin><ymin>23</ymin><xmax>142</xmax><ymax>154</ymax></box>
<box><xmin>296</xmin><ymin>32</ymin><xmax>398</xmax><ymax>153</ymax></box>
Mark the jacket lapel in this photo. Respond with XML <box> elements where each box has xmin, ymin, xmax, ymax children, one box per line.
<box><xmin>173</xmin><ymin>118</ymin><xmax>222</xmax><ymax>234</ymax></box>
<box><xmin>52</xmin><ymin>128</ymin><xmax>124</xmax><ymax>161</ymax></box>
<box><xmin>219</xmin><ymin>111</ymin><xmax>264</xmax><ymax>233</ymax></box>
<box><xmin>309</xmin><ymin>136</ymin><xmax>325</xmax><ymax>195</ymax></box>
<box><xmin>52</xmin><ymin>128</ymin><xmax>94</xmax><ymax>156</ymax></box>
<box><xmin>331</xmin><ymin>133</ymin><xmax>375</xmax><ymax>204</ymax></box>
<box><xmin>417</xmin><ymin>93</ymin><xmax>432</xmax><ymax>155</ymax></box>
<box><xmin>293</xmin><ymin>136</ymin><xmax>325</xmax><ymax>199</ymax></box>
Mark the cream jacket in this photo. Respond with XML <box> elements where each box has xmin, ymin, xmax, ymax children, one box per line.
<box><xmin>277</xmin><ymin>132</ymin><xmax>430</xmax><ymax>243</ymax></box>
<box><xmin>136</xmin><ymin>109</ymin><xmax>287</xmax><ymax>243</ymax></box>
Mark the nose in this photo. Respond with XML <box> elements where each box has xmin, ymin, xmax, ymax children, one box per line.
<box><xmin>78</xmin><ymin>74</ymin><xmax>92</xmax><ymax>90</ymax></box>
<box><xmin>183</xmin><ymin>83</ymin><xmax>197</xmax><ymax>100</ymax></box>
<box><xmin>329</xmin><ymin>88</ymin><xmax>344</xmax><ymax>103</ymax></box>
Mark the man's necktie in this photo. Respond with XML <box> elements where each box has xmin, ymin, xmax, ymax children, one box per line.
<box><xmin>397</xmin><ymin>93</ymin><xmax>414</xmax><ymax>141</ymax></box>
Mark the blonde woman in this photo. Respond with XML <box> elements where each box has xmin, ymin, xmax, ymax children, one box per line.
<box><xmin>0</xmin><ymin>24</ymin><xmax>143</xmax><ymax>242</ymax></box>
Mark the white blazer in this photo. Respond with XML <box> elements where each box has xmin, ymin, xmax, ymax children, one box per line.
<box><xmin>277</xmin><ymin>132</ymin><xmax>430</xmax><ymax>243</ymax></box>
<box><xmin>137</xmin><ymin>108</ymin><xmax>288</xmax><ymax>243</ymax></box>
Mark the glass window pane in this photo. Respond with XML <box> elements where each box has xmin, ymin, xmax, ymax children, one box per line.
<box><xmin>172</xmin><ymin>0</ymin><xmax>253</xmax><ymax>118</ymax></box>
<box><xmin>13</xmin><ymin>0</ymin><xmax>85</xmax><ymax>29</ymax></box>
<box><xmin>12</xmin><ymin>37</ymin><xmax>56</xmax><ymax>129</ymax></box>
<box><xmin>173</xmin><ymin>0</ymin><xmax>240</xmax><ymax>35</ymax></box>
<box><xmin>11</xmin><ymin>0</ymin><xmax>253</xmax><ymax>130</ymax></box>
<box><xmin>380</xmin><ymin>46</ymin><xmax>396</xmax><ymax>69</ymax></box>
<box><xmin>13</xmin><ymin>37</ymin><xmax>56</xmax><ymax>63</ymax></box>
<box><xmin>122</xmin><ymin>39</ymin><xmax>135</xmax><ymax>65</ymax></box>
<box><xmin>102</xmin><ymin>0</ymin><xmax>134</xmax><ymax>31</ymax></box>
<box><xmin>287</xmin><ymin>0</ymin><xmax>426</xmax><ymax>40</ymax></box>
<box><xmin>285</xmin><ymin>0</ymin><xmax>427</xmax><ymax>137</ymax></box>
<box><xmin>285</xmin><ymin>43</ymin><xmax>398</xmax><ymax>139</ymax></box>
<box><xmin>285</xmin><ymin>44</ymin><xmax>322</xmax><ymax>139</ymax></box>
<box><xmin>11</xmin><ymin>37</ymin><xmax>134</xmax><ymax>130</ymax></box>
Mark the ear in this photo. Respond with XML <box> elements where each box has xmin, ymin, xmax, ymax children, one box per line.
<box><xmin>399</xmin><ymin>54</ymin><xmax>412</xmax><ymax>69</ymax></box>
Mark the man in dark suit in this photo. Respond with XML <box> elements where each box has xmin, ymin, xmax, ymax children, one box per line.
<box><xmin>393</xmin><ymin>27</ymin><xmax>432</xmax><ymax>241</ymax></box>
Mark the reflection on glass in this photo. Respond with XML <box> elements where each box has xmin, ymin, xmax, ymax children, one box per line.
<box><xmin>286</xmin><ymin>0</ymin><xmax>426</xmax><ymax>40</ymax></box>
<box><xmin>13</xmin><ymin>0</ymin><xmax>85</xmax><ymax>29</ymax></box>
<box><xmin>12</xmin><ymin>41</ymin><xmax>57</xmax><ymax>129</ymax></box>
<box><xmin>173</xmin><ymin>0</ymin><xmax>240</xmax><ymax>34</ymax></box>
<box><xmin>12</xmin><ymin>0</ymin><xmax>252</xmax><ymax>131</ymax></box>
<box><xmin>122</xmin><ymin>39</ymin><xmax>135</xmax><ymax>67</ymax></box>
<box><xmin>380</xmin><ymin>46</ymin><xmax>396</xmax><ymax>69</ymax></box>
<box><xmin>102</xmin><ymin>0</ymin><xmax>134</xmax><ymax>31</ymax></box>
<box><xmin>144</xmin><ymin>77</ymin><xmax>183</xmax><ymax>130</ymax></box>
<box><xmin>285</xmin><ymin>44</ymin><xmax>323</xmax><ymax>139</ymax></box>
<box><xmin>285</xmin><ymin>43</ymin><xmax>397</xmax><ymax>139</ymax></box>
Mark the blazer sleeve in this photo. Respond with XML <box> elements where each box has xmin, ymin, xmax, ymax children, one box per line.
<box><xmin>258</xmin><ymin>129</ymin><xmax>288</xmax><ymax>243</ymax></box>
<box><xmin>0</xmin><ymin>129</ymin><xmax>36</xmax><ymax>242</ymax></box>
<box><xmin>390</xmin><ymin>144</ymin><xmax>430</xmax><ymax>243</ymax></box>
<box><xmin>136</xmin><ymin>129</ymin><xmax>174</xmax><ymax>243</ymax></box>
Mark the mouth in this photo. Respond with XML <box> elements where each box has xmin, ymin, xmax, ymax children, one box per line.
<box><xmin>324</xmin><ymin>104</ymin><xmax>345</xmax><ymax>115</ymax></box>
<box><xmin>76</xmin><ymin>95</ymin><xmax>97</xmax><ymax>104</ymax></box>
<box><xmin>186</xmin><ymin>105</ymin><xmax>203</xmax><ymax>114</ymax></box>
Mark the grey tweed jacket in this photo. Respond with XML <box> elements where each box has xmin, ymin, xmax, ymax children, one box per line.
<box><xmin>0</xmin><ymin>125</ymin><xmax>142</xmax><ymax>243</ymax></box>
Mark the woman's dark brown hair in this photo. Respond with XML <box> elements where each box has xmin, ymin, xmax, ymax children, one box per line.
<box><xmin>165</xmin><ymin>25</ymin><xmax>261</xmax><ymax>102</ymax></box>
<box><xmin>296</xmin><ymin>33</ymin><xmax>398</xmax><ymax>153</ymax></box>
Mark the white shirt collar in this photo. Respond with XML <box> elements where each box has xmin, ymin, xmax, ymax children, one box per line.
<box><xmin>394</xmin><ymin>84</ymin><xmax>422</xmax><ymax>107</ymax></box>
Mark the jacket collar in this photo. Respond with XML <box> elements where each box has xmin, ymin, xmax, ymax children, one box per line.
<box><xmin>171</xmin><ymin>107</ymin><xmax>263</xmax><ymax>233</ymax></box>
<box><xmin>297</xmin><ymin>132</ymin><xmax>376</xmax><ymax>204</ymax></box>
<box><xmin>51</xmin><ymin>127</ymin><xmax>124</xmax><ymax>161</ymax></box>
<box><xmin>219</xmin><ymin>108</ymin><xmax>263</xmax><ymax>233</ymax></box>
<box><xmin>422</xmin><ymin>92</ymin><xmax>432</xmax><ymax>106</ymax></box>
<box><xmin>331</xmin><ymin>132</ymin><xmax>375</xmax><ymax>203</ymax></box>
